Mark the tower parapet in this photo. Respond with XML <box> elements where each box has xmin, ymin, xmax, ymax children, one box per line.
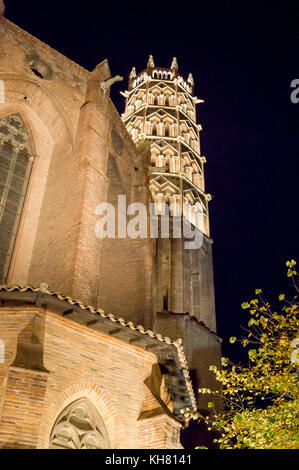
<box><xmin>121</xmin><ymin>56</ymin><xmax>211</xmax><ymax>237</ymax></box>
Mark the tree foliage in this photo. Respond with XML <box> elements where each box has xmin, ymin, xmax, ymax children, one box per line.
<box><xmin>184</xmin><ymin>260</ymin><xmax>299</xmax><ymax>449</ymax></box>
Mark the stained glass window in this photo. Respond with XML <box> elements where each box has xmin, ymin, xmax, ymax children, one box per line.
<box><xmin>0</xmin><ymin>113</ymin><xmax>34</xmax><ymax>283</ymax></box>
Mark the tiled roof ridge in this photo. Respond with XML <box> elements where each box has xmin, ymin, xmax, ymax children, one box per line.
<box><xmin>0</xmin><ymin>283</ymin><xmax>197</xmax><ymax>411</ymax></box>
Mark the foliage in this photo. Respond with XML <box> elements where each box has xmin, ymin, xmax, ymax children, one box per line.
<box><xmin>184</xmin><ymin>260</ymin><xmax>299</xmax><ymax>449</ymax></box>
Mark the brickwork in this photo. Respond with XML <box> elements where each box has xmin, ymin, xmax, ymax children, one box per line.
<box><xmin>0</xmin><ymin>18</ymin><xmax>154</xmax><ymax>325</ymax></box>
<box><xmin>0</xmin><ymin>16</ymin><xmax>220</xmax><ymax>449</ymax></box>
<box><xmin>0</xmin><ymin>306</ymin><xmax>181</xmax><ymax>448</ymax></box>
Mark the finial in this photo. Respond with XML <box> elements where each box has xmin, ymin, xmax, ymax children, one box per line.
<box><xmin>171</xmin><ymin>57</ymin><xmax>178</xmax><ymax>71</ymax></box>
<box><xmin>187</xmin><ymin>73</ymin><xmax>194</xmax><ymax>87</ymax></box>
<box><xmin>129</xmin><ymin>67</ymin><xmax>136</xmax><ymax>80</ymax></box>
<box><xmin>147</xmin><ymin>55</ymin><xmax>155</xmax><ymax>68</ymax></box>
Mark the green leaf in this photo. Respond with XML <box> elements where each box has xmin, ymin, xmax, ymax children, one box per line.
<box><xmin>248</xmin><ymin>349</ymin><xmax>257</xmax><ymax>360</ymax></box>
<box><xmin>208</xmin><ymin>402</ymin><xmax>214</xmax><ymax>408</ymax></box>
<box><xmin>255</xmin><ymin>289</ymin><xmax>262</xmax><ymax>294</ymax></box>
<box><xmin>241</xmin><ymin>302</ymin><xmax>250</xmax><ymax>309</ymax></box>
<box><xmin>229</xmin><ymin>336</ymin><xmax>237</xmax><ymax>344</ymax></box>
<box><xmin>279</xmin><ymin>293</ymin><xmax>285</xmax><ymax>301</ymax></box>
<box><xmin>221</xmin><ymin>357</ymin><xmax>229</xmax><ymax>367</ymax></box>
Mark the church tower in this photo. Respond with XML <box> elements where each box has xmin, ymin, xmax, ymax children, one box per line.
<box><xmin>121</xmin><ymin>57</ymin><xmax>221</xmax><ymax>415</ymax></box>
<box><xmin>121</xmin><ymin>55</ymin><xmax>211</xmax><ymax>237</ymax></box>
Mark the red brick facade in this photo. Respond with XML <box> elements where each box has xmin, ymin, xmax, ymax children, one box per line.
<box><xmin>0</xmin><ymin>305</ymin><xmax>182</xmax><ymax>449</ymax></box>
<box><xmin>0</xmin><ymin>15</ymin><xmax>220</xmax><ymax>449</ymax></box>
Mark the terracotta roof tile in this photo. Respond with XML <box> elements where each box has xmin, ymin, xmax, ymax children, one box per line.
<box><xmin>0</xmin><ymin>283</ymin><xmax>197</xmax><ymax>413</ymax></box>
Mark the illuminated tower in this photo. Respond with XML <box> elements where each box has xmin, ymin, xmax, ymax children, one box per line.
<box><xmin>121</xmin><ymin>55</ymin><xmax>212</xmax><ymax>237</ymax></box>
<box><xmin>122</xmin><ymin>57</ymin><xmax>221</xmax><ymax>416</ymax></box>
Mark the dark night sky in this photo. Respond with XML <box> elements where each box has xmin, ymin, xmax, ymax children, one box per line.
<box><xmin>4</xmin><ymin>0</ymin><xmax>298</xmax><ymax>361</ymax></box>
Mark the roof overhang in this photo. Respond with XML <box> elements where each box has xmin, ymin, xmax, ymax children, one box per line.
<box><xmin>0</xmin><ymin>285</ymin><xmax>197</xmax><ymax>418</ymax></box>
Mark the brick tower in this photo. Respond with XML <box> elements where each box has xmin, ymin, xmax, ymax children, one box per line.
<box><xmin>121</xmin><ymin>56</ymin><xmax>221</xmax><ymax>415</ymax></box>
<box><xmin>121</xmin><ymin>55</ymin><xmax>211</xmax><ymax>236</ymax></box>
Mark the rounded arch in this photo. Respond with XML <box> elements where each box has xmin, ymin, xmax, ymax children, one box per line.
<box><xmin>39</xmin><ymin>381</ymin><xmax>124</xmax><ymax>449</ymax></box>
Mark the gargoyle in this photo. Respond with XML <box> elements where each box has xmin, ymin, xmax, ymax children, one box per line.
<box><xmin>100</xmin><ymin>75</ymin><xmax>123</xmax><ymax>94</ymax></box>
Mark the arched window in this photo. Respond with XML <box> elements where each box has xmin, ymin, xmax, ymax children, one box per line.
<box><xmin>154</xmin><ymin>95</ymin><xmax>158</xmax><ymax>106</ymax></box>
<box><xmin>49</xmin><ymin>398</ymin><xmax>110</xmax><ymax>449</ymax></box>
<box><xmin>152</xmin><ymin>124</ymin><xmax>157</xmax><ymax>136</ymax></box>
<box><xmin>0</xmin><ymin>113</ymin><xmax>34</xmax><ymax>283</ymax></box>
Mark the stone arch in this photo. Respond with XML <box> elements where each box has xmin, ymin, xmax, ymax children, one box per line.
<box><xmin>0</xmin><ymin>74</ymin><xmax>75</xmax><ymax>285</ymax></box>
<box><xmin>38</xmin><ymin>381</ymin><xmax>123</xmax><ymax>449</ymax></box>
<box><xmin>0</xmin><ymin>103</ymin><xmax>54</xmax><ymax>285</ymax></box>
<box><xmin>0</xmin><ymin>74</ymin><xmax>74</xmax><ymax>151</ymax></box>
<box><xmin>49</xmin><ymin>397</ymin><xmax>110</xmax><ymax>449</ymax></box>
<box><xmin>0</xmin><ymin>110</ymin><xmax>39</xmax><ymax>283</ymax></box>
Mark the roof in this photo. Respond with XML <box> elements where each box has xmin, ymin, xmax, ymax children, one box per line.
<box><xmin>0</xmin><ymin>283</ymin><xmax>197</xmax><ymax>417</ymax></box>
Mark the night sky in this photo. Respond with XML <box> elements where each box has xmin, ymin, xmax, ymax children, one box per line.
<box><xmin>4</xmin><ymin>1</ymin><xmax>298</xmax><ymax>361</ymax></box>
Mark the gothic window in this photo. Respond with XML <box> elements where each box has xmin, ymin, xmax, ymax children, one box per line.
<box><xmin>49</xmin><ymin>398</ymin><xmax>110</xmax><ymax>449</ymax></box>
<box><xmin>0</xmin><ymin>113</ymin><xmax>34</xmax><ymax>283</ymax></box>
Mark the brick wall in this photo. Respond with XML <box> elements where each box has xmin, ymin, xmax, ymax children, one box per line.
<box><xmin>0</xmin><ymin>306</ymin><xmax>182</xmax><ymax>448</ymax></box>
<box><xmin>0</xmin><ymin>19</ymin><xmax>154</xmax><ymax>328</ymax></box>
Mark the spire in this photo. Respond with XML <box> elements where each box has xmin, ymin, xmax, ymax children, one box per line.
<box><xmin>147</xmin><ymin>55</ymin><xmax>155</xmax><ymax>68</ymax></box>
<box><xmin>129</xmin><ymin>67</ymin><xmax>136</xmax><ymax>80</ymax></box>
<box><xmin>187</xmin><ymin>73</ymin><xmax>194</xmax><ymax>87</ymax></box>
<box><xmin>171</xmin><ymin>57</ymin><xmax>178</xmax><ymax>71</ymax></box>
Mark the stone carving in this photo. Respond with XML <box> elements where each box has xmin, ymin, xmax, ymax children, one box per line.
<box><xmin>0</xmin><ymin>113</ymin><xmax>33</xmax><ymax>154</ymax></box>
<box><xmin>100</xmin><ymin>75</ymin><xmax>123</xmax><ymax>94</ymax></box>
<box><xmin>49</xmin><ymin>398</ymin><xmax>110</xmax><ymax>449</ymax></box>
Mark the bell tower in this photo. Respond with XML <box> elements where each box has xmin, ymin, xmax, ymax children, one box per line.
<box><xmin>121</xmin><ymin>55</ymin><xmax>211</xmax><ymax>237</ymax></box>
<box><xmin>121</xmin><ymin>57</ymin><xmax>221</xmax><ymax>413</ymax></box>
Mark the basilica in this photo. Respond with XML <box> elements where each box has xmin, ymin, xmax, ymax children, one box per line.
<box><xmin>0</xmin><ymin>13</ymin><xmax>221</xmax><ymax>448</ymax></box>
